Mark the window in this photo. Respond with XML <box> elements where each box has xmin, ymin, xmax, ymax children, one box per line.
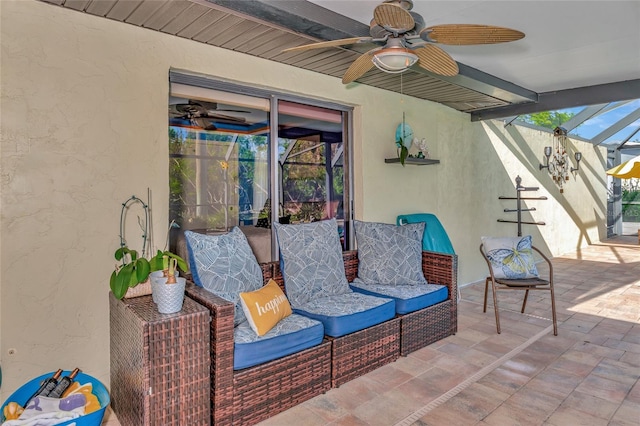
<box><xmin>168</xmin><ymin>75</ymin><xmax>353</xmax><ymax>262</ymax></box>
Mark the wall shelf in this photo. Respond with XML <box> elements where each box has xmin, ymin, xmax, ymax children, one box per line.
<box><xmin>384</xmin><ymin>158</ymin><xmax>440</xmax><ymax>166</ymax></box>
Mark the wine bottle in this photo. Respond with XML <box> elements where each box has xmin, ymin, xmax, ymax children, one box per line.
<box><xmin>48</xmin><ymin>368</ymin><xmax>80</xmax><ymax>398</ymax></box>
<box><xmin>23</xmin><ymin>369</ymin><xmax>62</xmax><ymax>407</ymax></box>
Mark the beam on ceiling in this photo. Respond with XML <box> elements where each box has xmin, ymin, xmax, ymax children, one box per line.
<box><xmin>203</xmin><ymin>0</ymin><xmax>370</xmax><ymax>40</ymax></box>
<box><xmin>616</xmin><ymin>127</ymin><xmax>640</xmax><ymax>150</ymax></box>
<box><xmin>471</xmin><ymin>79</ymin><xmax>640</xmax><ymax>121</ymax></box>
<box><xmin>592</xmin><ymin>106</ymin><xmax>640</xmax><ymax>145</ymax></box>
<box><xmin>412</xmin><ymin>63</ymin><xmax>537</xmax><ymax>105</ymax></box>
<box><xmin>212</xmin><ymin>0</ymin><xmax>538</xmax><ymax>106</ymax></box>
<box><xmin>560</xmin><ymin>103</ymin><xmax>608</xmax><ymax>132</ymax></box>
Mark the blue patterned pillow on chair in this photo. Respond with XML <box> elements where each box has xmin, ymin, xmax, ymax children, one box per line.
<box><xmin>354</xmin><ymin>220</ymin><xmax>427</xmax><ymax>285</ymax></box>
<box><xmin>185</xmin><ymin>228</ymin><xmax>264</xmax><ymax>326</ymax></box>
<box><xmin>273</xmin><ymin>218</ymin><xmax>351</xmax><ymax>307</ymax></box>
<box><xmin>481</xmin><ymin>235</ymin><xmax>539</xmax><ymax>279</ymax></box>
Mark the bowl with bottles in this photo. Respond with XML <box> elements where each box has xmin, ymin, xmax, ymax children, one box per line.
<box><xmin>0</xmin><ymin>370</ymin><xmax>109</xmax><ymax>426</ymax></box>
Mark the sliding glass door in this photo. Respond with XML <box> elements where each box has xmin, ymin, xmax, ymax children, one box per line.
<box><xmin>168</xmin><ymin>75</ymin><xmax>352</xmax><ymax>261</ymax></box>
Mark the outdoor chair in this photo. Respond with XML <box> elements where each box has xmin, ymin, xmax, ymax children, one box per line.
<box><xmin>479</xmin><ymin>236</ymin><xmax>558</xmax><ymax>336</ymax></box>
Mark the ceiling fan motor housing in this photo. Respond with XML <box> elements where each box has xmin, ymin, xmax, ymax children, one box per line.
<box><xmin>383</xmin><ymin>0</ymin><xmax>413</xmax><ymax>11</ymax></box>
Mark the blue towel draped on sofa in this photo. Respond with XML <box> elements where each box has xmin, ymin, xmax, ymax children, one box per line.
<box><xmin>396</xmin><ymin>213</ymin><xmax>455</xmax><ymax>255</ymax></box>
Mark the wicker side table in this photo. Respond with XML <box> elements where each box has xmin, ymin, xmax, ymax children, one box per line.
<box><xmin>109</xmin><ymin>293</ymin><xmax>211</xmax><ymax>426</ymax></box>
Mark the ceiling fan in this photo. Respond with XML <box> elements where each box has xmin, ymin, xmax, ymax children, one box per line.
<box><xmin>283</xmin><ymin>0</ymin><xmax>524</xmax><ymax>84</ymax></box>
<box><xmin>169</xmin><ymin>100</ymin><xmax>249</xmax><ymax>130</ymax></box>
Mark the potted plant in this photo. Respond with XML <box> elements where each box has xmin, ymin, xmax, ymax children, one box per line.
<box><xmin>109</xmin><ymin>195</ymin><xmax>188</xmax><ymax>300</ymax></box>
<box><xmin>109</xmin><ymin>247</ymin><xmax>188</xmax><ymax>300</ymax></box>
<box><xmin>153</xmin><ymin>256</ymin><xmax>188</xmax><ymax>314</ymax></box>
<box><xmin>110</xmin><ymin>246</ymin><xmax>151</xmax><ymax>300</ymax></box>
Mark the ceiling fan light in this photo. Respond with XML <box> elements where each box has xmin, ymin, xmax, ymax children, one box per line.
<box><xmin>372</xmin><ymin>48</ymin><xmax>418</xmax><ymax>73</ymax></box>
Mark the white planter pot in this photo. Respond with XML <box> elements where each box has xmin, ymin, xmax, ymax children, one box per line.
<box><xmin>154</xmin><ymin>276</ymin><xmax>186</xmax><ymax>314</ymax></box>
<box><xmin>150</xmin><ymin>270</ymin><xmax>179</xmax><ymax>304</ymax></box>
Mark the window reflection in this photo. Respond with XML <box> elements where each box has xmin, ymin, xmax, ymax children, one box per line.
<box><xmin>169</xmin><ymin>85</ymin><xmax>350</xmax><ymax>260</ymax></box>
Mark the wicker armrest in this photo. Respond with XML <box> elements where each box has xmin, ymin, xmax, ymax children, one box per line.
<box><xmin>422</xmin><ymin>250</ymin><xmax>458</xmax><ymax>301</ymax></box>
<box><xmin>185</xmin><ymin>282</ymin><xmax>235</xmax><ymax>425</ymax></box>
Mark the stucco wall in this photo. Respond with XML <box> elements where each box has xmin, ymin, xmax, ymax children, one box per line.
<box><xmin>0</xmin><ymin>0</ymin><xmax>606</xmax><ymax>397</ymax></box>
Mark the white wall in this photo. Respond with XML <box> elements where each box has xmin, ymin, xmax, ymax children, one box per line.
<box><xmin>0</xmin><ymin>0</ymin><xmax>607</xmax><ymax>397</ymax></box>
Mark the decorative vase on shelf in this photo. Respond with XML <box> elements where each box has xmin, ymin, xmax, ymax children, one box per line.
<box><xmin>395</xmin><ymin>122</ymin><xmax>414</xmax><ymax>165</ymax></box>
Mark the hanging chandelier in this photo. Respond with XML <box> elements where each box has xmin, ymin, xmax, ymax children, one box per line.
<box><xmin>539</xmin><ymin>127</ymin><xmax>582</xmax><ymax>193</ymax></box>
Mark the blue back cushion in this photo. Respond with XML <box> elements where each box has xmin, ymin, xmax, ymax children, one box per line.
<box><xmin>354</xmin><ymin>220</ymin><xmax>427</xmax><ymax>285</ymax></box>
<box><xmin>273</xmin><ymin>219</ymin><xmax>351</xmax><ymax>308</ymax></box>
<box><xmin>185</xmin><ymin>228</ymin><xmax>263</xmax><ymax>326</ymax></box>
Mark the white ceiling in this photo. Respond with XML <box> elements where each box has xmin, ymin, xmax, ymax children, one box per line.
<box><xmin>307</xmin><ymin>0</ymin><xmax>640</xmax><ymax>94</ymax></box>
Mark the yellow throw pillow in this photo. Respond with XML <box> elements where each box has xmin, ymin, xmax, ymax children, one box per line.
<box><xmin>239</xmin><ymin>279</ymin><xmax>292</xmax><ymax>336</ymax></box>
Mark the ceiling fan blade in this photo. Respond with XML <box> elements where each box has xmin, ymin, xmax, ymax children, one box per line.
<box><xmin>202</xmin><ymin>113</ymin><xmax>247</xmax><ymax>123</ymax></box>
<box><xmin>421</xmin><ymin>24</ymin><xmax>525</xmax><ymax>45</ymax></box>
<box><xmin>373</xmin><ymin>3</ymin><xmax>414</xmax><ymax>33</ymax></box>
<box><xmin>414</xmin><ymin>45</ymin><xmax>459</xmax><ymax>76</ymax></box>
<box><xmin>342</xmin><ymin>50</ymin><xmax>377</xmax><ymax>84</ymax></box>
<box><xmin>176</xmin><ymin>103</ymin><xmax>201</xmax><ymax>115</ymax></box>
<box><xmin>283</xmin><ymin>37</ymin><xmax>372</xmax><ymax>53</ymax></box>
<box><xmin>196</xmin><ymin>100</ymin><xmax>251</xmax><ymax>114</ymax></box>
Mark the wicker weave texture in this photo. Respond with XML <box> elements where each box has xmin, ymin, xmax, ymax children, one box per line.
<box><xmin>233</xmin><ymin>341</ymin><xmax>331</xmax><ymax>425</ymax></box>
<box><xmin>185</xmin><ymin>268</ymin><xmax>332</xmax><ymax>426</ymax></box>
<box><xmin>400</xmin><ymin>300</ymin><xmax>452</xmax><ymax>356</ymax></box>
<box><xmin>185</xmin><ymin>283</ymin><xmax>235</xmax><ymax>425</ymax></box>
<box><xmin>343</xmin><ymin>250</ymin><xmax>458</xmax><ymax>356</ymax></box>
<box><xmin>110</xmin><ymin>293</ymin><xmax>211</xmax><ymax>426</ymax></box>
<box><xmin>182</xmin><ymin>248</ymin><xmax>457</xmax><ymax>424</ymax></box>
<box><xmin>422</xmin><ymin>250</ymin><xmax>458</xmax><ymax>336</ymax></box>
<box><xmin>330</xmin><ymin>317</ymin><xmax>401</xmax><ymax>387</ymax></box>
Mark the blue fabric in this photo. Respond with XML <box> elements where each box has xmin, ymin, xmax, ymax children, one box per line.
<box><xmin>273</xmin><ymin>219</ymin><xmax>351</xmax><ymax>307</ymax></box>
<box><xmin>354</xmin><ymin>220</ymin><xmax>427</xmax><ymax>285</ymax></box>
<box><xmin>185</xmin><ymin>228</ymin><xmax>263</xmax><ymax>326</ymax></box>
<box><xmin>350</xmin><ymin>280</ymin><xmax>449</xmax><ymax>315</ymax></box>
<box><xmin>233</xmin><ymin>313</ymin><xmax>324</xmax><ymax>370</ymax></box>
<box><xmin>294</xmin><ymin>292</ymin><xmax>395</xmax><ymax>337</ymax></box>
<box><xmin>396</xmin><ymin>213</ymin><xmax>455</xmax><ymax>254</ymax></box>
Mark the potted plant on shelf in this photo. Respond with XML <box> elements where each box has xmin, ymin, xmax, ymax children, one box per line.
<box><xmin>110</xmin><ymin>246</ymin><xmax>151</xmax><ymax>300</ymax></box>
<box><xmin>153</xmin><ymin>256</ymin><xmax>188</xmax><ymax>314</ymax></box>
<box><xmin>110</xmin><ymin>247</ymin><xmax>188</xmax><ymax>300</ymax></box>
<box><xmin>110</xmin><ymin>195</ymin><xmax>188</xmax><ymax>301</ymax></box>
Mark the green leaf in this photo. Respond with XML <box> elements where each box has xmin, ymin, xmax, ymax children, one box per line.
<box><xmin>114</xmin><ymin>247</ymin><xmax>126</xmax><ymax>261</ymax></box>
<box><xmin>129</xmin><ymin>249</ymin><xmax>138</xmax><ymax>261</ymax></box>
<box><xmin>148</xmin><ymin>251</ymin><xmax>189</xmax><ymax>273</ymax></box>
<box><xmin>128</xmin><ymin>269</ymin><xmax>138</xmax><ymax>288</ymax></box>
<box><xmin>176</xmin><ymin>257</ymin><xmax>189</xmax><ymax>273</ymax></box>
<box><xmin>149</xmin><ymin>257</ymin><xmax>162</xmax><ymax>272</ymax></box>
<box><xmin>136</xmin><ymin>258</ymin><xmax>151</xmax><ymax>283</ymax></box>
<box><xmin>399</xmin><ymin>146</ymin><xmax>409</xmax><ymax>166</ymax></box>
<box><xmin>112</xmin><ymin>269</ymin><xmax>130</xmax><ymax>299</ymax></box>
<box><xmin>109</xmin><ymin>270</ymin><xmax>117</xmax><ymax>294</ymax></box>
<box><xmin>166</xmin><ymin>252</ymin><xmax>189</xmax><ymax>273</ymax></box>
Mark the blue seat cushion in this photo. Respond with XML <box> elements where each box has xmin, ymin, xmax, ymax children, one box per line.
<box><xmin>294</xmin><ymin>292</ymin><xmax>395</xmax><ymax>337</ymax></box>
<box><xmin>350</xmin><ymin>279</ymin><xmax>449</xmax><ymax>315</ymax></box>
<box><xmin>234</xmin><ymin>313</ymin><xmax>324</xmax><ymax>370</ymax></box>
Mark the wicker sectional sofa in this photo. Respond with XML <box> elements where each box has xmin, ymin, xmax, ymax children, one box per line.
<box><xmin>185</xmin><ymin>249</ymin><xmax>457</xmax><ymax>426</ymax></box>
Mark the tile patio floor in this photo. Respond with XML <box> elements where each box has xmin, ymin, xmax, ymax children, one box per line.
<box><xmin>103</xmin><ymin>236</ymin><xmax>640</xmax><ymax>425</ymax></box>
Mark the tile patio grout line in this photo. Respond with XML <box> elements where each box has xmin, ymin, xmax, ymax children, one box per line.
<box><xmin>393</xmin><ymin>324</ymin><xmax>555</xmax><ymax>426</ymax></box>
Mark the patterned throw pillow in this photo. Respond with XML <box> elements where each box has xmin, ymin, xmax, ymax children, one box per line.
<box><xmin>185</xmin><ymin>228</ymin><xmax>264</xmax><ymax>326</ymax></box>
<box><xmin>354</xmin><ymin>220</ymin><xmax>427</xmax><ymax>285</ymax></box>
<box><xmin>273</xmin><ymin>218</ymin><xmax>351</xmax><ymax>307</ymax></box>
<box><xmin>481</xmin><ymin>235</ymin><xmax>539</xmax><ymax>279</ymax></box>
<box><xmin>239</xmin><ymin>279</ymin><xmax>293</xmax><ymax>336</ymax></box>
